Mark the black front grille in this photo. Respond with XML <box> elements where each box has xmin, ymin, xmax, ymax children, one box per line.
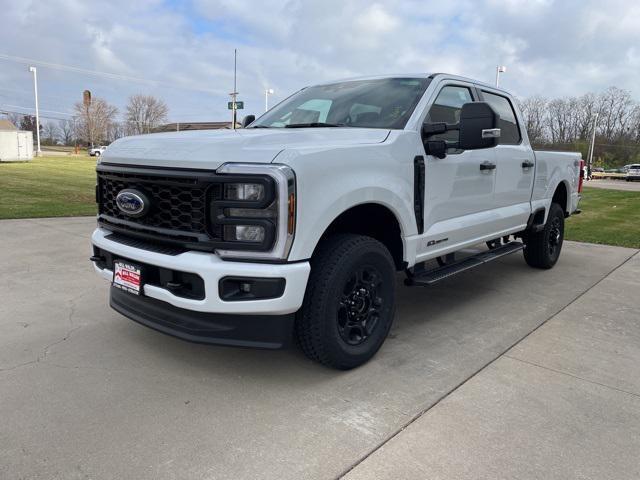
<box><xmin>101</xmin><ymin>178</ymin><xmax>207</xmax><ymax>232</ymax></box>
<box><xmin>97</xmin><ymin>164</ymin><xmax>222</xmax><ymax>250</ymax></box>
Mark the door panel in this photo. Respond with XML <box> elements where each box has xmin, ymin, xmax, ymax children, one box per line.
<box><xmin>481</xmin><ymin>90</ymin><xmax>534</xmax><ymax>229</ymax></box>
<box><xmin>418</xmin><ymin>83</ymin><xmax>499</xmax><ymax>258</ymax></box>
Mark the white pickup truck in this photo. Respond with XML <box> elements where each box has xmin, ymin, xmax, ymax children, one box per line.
<box><xmin>91</xmin><ymin>74</ymin><xmax>583</xmax><ymax>369</ymax></box>
<box><xmin>89</xmin><ymin>145</ymin><xmax>108</xmax><ymax>157</ymax></box>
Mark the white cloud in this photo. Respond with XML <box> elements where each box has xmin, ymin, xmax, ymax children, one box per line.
<box><xmin>0</xmin><ymin>0</ymin><xmax>638</xmax><ymax>123</ymax></box>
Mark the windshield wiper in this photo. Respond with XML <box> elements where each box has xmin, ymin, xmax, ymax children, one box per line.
<box><xmin>285</xmin><ymin>122</ymin><xmax>346</xmax><ymax>128</ymax></box>
<box><xmin>250</xmin><ymin>125</ymin><xmax>272</xmax><ymax>128</ymax></box>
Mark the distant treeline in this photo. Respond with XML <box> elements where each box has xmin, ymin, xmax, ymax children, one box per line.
<box><xmin>4</xmin><ymin>94</ymin><xmax>169</xmax><ymax>147</ymax></box>
<box><xmin>518</xmin><ymin>87</ymin><xmax>640</xmax><ymax>167</ymax></box>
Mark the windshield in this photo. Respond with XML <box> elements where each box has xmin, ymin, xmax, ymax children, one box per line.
<box><xmin>251</xmin><ymin>77</ymin><xmax>430</xmax><ymax>129</ymax></box>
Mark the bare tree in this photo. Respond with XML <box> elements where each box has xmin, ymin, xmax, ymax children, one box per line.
<box><xmin>74</xmin><ymin>98</ymin><xmax>118</xmax><ymax>146</ymax></box>
<box><xmin>58</xmin><ymin>119</ymin><xmax>74</xmax><ymax>145</ymax></box>
<box><xmin>6</xmin><ymin>112</ymin><xmax>22</xmax><ymax>128</ymax></box>
<box><xmin>42</xmin><ymin>121</ymin><xmax>59</xmax><ymax>145</ymax></box>
<box><xmin>518</xmin><ymin>86</ymin><xmax>640</xmax><ymax>166</ymax></box>
<box><xmin>546</xmin><ymin>98</ymin><xmax>573</xmax><ymax>144</ymax></box>
<box><xmin>597</xmin><ymin>87</ymin><xmax>635</xmax><ymax>141</ymax></box>
<box><xmin>518</xmin><ymin>96</ymin><xmax>547</xmax><ymax>144</ymax></box>
<box><xmin>106</xmin><ymin>122</ymin><xmax>127</xmax><ymax>143</ymax></box>
<box><xmin>577</xmin><ymin>93</ymin><xmax>599</xmax><ymax>140</ymax></box>
<box><xmin>125</xmin><ymin>94</ymin><xmax>169</xmax><ymax>135</ymax></box>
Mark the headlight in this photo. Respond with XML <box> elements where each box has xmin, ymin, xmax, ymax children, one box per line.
<box><xmin>224</xmin><ymin>224</ymin><xmax>266</xmax><ymax>242</ymax></box>
<box><xmin>213</xmin><ymin>164</ymin><xmax>296</xmax><ymax>261</ymax></box>
<box><xmin>224</xmin><ymin>183</ymin><xmax>265</xmax><ymax>201</ymax></box>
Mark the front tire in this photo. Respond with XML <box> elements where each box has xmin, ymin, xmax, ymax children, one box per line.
<box><xmin>295</xmin><ymin>234</ymin><xmax>396</xmax><ymax>369</ymax></box>
<box><xmin>523</xmin><ymin>202</ymin><xmax>565</xmax><ymax>269</ymax></box>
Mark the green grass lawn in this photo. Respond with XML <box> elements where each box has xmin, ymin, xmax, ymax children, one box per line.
<box><xmin>0</xmin><ymin>156</ymin><xmax>97</xmax><ymax>219</ymax></box>
<box><xmin>566</xmin><ymin>187</ymin><xmax>640</xmax><ymax>249</ymax></box>
<box><xmin>1</xmin><ymin>157</ymin><xmax>639</xmax><ymax>249</ymax></box>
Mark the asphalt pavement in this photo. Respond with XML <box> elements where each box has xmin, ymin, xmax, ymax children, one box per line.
<box><xmin>1</xmin><ymin>217</ymin><xmax>638</xmax><ymax>480</ymax></box>
<box><xmin>585</xmin><ymin>179</ymin><xmax>640</xmax><ymax>191</ymax></box>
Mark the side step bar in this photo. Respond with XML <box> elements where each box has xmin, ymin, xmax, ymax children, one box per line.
<box><xmin>405</xmin><ymin>241</ymin><xmax>524</xmax><ymax>286</ymax></box>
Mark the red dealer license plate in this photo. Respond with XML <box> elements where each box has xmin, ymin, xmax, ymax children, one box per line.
<box><xmin>113</xmin><ymin>261</ymin><xmax>143</xmax><ymax>295</ymax></box>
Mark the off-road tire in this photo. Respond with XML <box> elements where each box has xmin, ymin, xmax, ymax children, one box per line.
<box><xmin>295</xmin><ymin>234</ymin><xmax>396</xmax><ymax>369</ymax></box>
<box><xmin>523</xmin><ymin>202</ymin><xmax>565</xmax><ymax>269</ymax></box>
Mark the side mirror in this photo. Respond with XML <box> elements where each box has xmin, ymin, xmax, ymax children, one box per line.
<box><xmin>421</xmin><ymin>123</ymin><xmax>449</xmax><ymax>158</ymax></box>
<box><xmin>458</xmin><ymin>102</ymin><xmax>500</xmax><ymax>150</ymax></box>
<box><xmin>424</xmin><ymin>140</ymin><xmax>447</xmax><ymax>159</ymax></box>
<box><xmin>241</xmin><ymin>115</ymin><xmax>256</xmax><ymax>128</ymax></box>
<box><xmin>422</xmin><ymin>122</ymin><xmax>447</xmax><ymax>136</ymax></box>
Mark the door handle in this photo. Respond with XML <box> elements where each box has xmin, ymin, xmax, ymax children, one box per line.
<box><xmin>522</xmin><ymin>160</ymin><xmax>535</xmax><ymax>168</ymax></box>
<box><xmin>480</xmin><ymin>162</ymin><xmax>496</xmax><ymax>171</ymax></box>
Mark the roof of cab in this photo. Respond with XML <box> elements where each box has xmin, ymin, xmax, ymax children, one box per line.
<box><xmin>310</xmin><ymin>73</ymin><xmax>509</xmax><ymax>95</ymax></box>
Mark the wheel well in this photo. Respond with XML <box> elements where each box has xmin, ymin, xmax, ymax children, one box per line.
<box><xmin>552</xmin><ymin>182</ymin><xmax>568</xmax><ymax>214</ymax></box>
<box><xmin>316</xmin><ymin>204</ymin><xmax>404</xmax><ymax>270</ymax></box>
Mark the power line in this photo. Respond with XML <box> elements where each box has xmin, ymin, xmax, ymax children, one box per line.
<box><xmin>0</xmin><ymin>109</ymin><xmax>73</xmax><ymax>122</ymax></box>
<box><xmin>0</xmin><ymin>104</ymin><xmax>74</xmax><ymax>117</ymax></box>
<box><xmin>0</xmin><ymin>53</ymin><xmax>222</xmax><ymax>94</ymax></box>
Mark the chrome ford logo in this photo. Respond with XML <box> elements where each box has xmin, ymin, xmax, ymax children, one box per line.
<box><xmin>115</xmin><ymin>189</ymin><xmax>149</xmax><ymax>217</ymax></box>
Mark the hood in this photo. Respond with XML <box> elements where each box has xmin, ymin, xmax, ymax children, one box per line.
<box><xmin>101</xmin><ymin>127</ymin><xmax>390</xmax><ymax>169</ymax></box>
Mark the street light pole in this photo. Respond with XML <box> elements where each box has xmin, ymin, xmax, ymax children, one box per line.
<box><xmin>230</xmin><ymin>49</ymin><xmax>238</xmax><ymax>130</ymax></box>
<box><xmin>265</xmin><ymin>88</ymin><xmax>274</xmax><ymax>112</ymax></box>
<box><xmin>29</xmin><ymin>66</ymin><xmax>42</xmax><ymax>156</ymax></box>
<box><xmin>495</xmin><ymin>65</ymin><xmax>507</xmax><ymax>87</ymax></box>
<box><xmin>587</xmin><ymin>112</ymin><xmax>599</xmax><ymax>178</ymax></box>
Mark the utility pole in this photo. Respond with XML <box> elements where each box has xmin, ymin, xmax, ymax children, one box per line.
<box><xmin>495</xmin><ymin>65</ymin><xmax>507</xmax><ymax>87</ymax></box>
<box><xmin>29</xmin><ymin>66</ymin><xmax>42</xmax><ymax>156</ymax></box>
<box><xmin>230</xmin><ymin>49</ymin><xmax>238</xmax><ymax>130</ymax></box>
<box><xmin>587</xmin><ymin>112</ymin><xmax>599</xmax><ymax>178</ymax></box>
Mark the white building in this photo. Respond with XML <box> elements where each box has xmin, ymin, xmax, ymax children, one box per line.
<box><xmin>0</xmin><ymin>119</ymin><xmax>33</xmax><ymax>162</ymax></box>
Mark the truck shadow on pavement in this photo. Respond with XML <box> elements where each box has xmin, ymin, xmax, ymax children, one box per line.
<box><xmin>117</xmin><ymin>251</ymin><xmax>542</xmax><ymax>380</ymax></box>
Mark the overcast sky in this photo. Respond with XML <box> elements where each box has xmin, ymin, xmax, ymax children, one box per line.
<box><xmin>1</xmin><ymin>0</ymin><xmax>639</xmax><ymax>124</ymax></box>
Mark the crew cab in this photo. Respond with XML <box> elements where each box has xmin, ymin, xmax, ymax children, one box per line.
<box><xmin>90</xmin><ymin>74</ymin><xmax>583</xmax><ymax>369</ymax></box>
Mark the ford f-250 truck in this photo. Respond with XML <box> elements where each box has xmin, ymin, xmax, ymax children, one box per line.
<box><xmin>91</xmin><ymin>74</ymin><xmax>583</xmax><ymax>369</ymax></box>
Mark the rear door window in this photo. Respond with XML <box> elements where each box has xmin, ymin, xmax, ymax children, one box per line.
<box><xmin>481</xmin><ymin>91</ymin><xmax>521</xmax><ymax>145</ymax></box>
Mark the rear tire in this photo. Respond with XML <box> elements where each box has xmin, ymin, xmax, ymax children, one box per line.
<box><xmin>295</xmin><ymin>234</ymin><xmax>396</xmax><ymax>369</ymax></box>
<box><xmin>523</xmin><ymin>203</ymin><xmax>565</xmax><ymax>269</ymax></box>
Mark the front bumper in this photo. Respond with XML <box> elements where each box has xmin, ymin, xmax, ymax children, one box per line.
<box><xmin>92</xmin><ymin>227</ymin><xmax>310</xmax><ymax>315</ymax></box>
<box><xmin>92</xmin><ymin>227</ymin><xmax>310</xmax><ymax>347</ymax></box>
<box><xmin>110</xmin><ymin>287</ymin><xmax>295</xmax><ymax>348</ymax></box>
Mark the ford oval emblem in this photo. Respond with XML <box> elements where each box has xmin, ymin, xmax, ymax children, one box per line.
<box><xmin>115</xmin><ymin>189</ymin><xmax>150</xmax><ymax>217</ymax></box>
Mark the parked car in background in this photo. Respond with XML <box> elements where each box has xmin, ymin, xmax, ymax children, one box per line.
<box><xmin>89</xmin><ymin>146</ymin><xmax>108</xmax><ymax>157</ymax></box>
<box><xmin>626</xmin><ymin>164</ymin><xmax>640</xmax><ymax>182</ymax></box>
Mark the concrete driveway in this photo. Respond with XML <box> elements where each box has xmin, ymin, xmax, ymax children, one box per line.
<box><xmin>585</xmin><ymin>179</ymin><xmax>640</xmax><ymax>191</ymax></box>
<box><xmin>1</xmin><ymin>217</ymin><xmax>638</xmax><ymax>480</ymax></box>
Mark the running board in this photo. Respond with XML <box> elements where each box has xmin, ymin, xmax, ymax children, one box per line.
<box><xmin>405</xmin><ymin>242</ymin><xmax>524</xmax><ymax>286</ymax></box>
